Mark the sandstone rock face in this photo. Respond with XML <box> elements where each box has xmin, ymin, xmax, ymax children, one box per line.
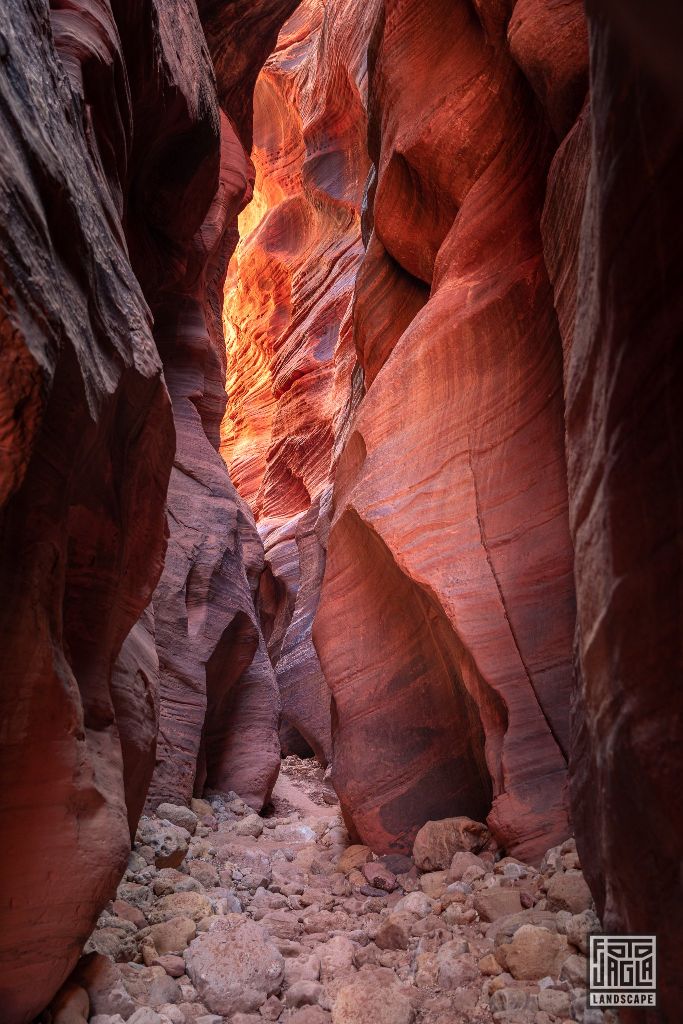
<box><xmin>261</xmin><ymin>494</ymin><xmax>333</xmax><ymax>762</ymax></box>
<box><xmin>543</xmin><ymin>4</ymin><xmax>683</xmax><ymax>1019</ymax></box>
<box><xmin>0</xmin><ymin>0</ymin><xmax>204</xmax><ymax>1016</ymax></box>
<box><xmin>2</xmin><ymin>3</ymin><xmax>681</xmax><ymax>1023</ymax></box>
<box><xmin>146</xmin><ymin>105</ymin><xmax>281</xmax><ymax>812</ymax></box>
<box><xmin>219</xmin><ymin>0</ymin><xmax>377</xmax><ymax>758</ymax></box>
<box><xmin>111</xmin><ymin>612</ymin><xmax>161</xmax><ymax>840</ymax></box>
<box><xmin>0</xmin><ymin>0</ymin><xmax>297</xmax><ymax>1018</ymax></box>
<box><xmin>220</xmin><ymin>0</ymin><xmax>371</xmax><ymax>518</ymax></box>
<box><xmin>146</xmin><ymin>0</ymin><xmax>304</xmax><ymax>814</ymax></box>
<box><xmin>314</xmin><ymin>0</ymin><xmax>578</xmax><ymax>861</ymax></box>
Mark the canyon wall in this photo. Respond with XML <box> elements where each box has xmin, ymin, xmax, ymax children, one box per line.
<box><xmin>0</xmin><ymin>0</ymin><xmax>681</xmax><ymax>1021</ymax></box>
<box><xmin>221</xmin><ymin>0</ymin><xmax>376</xmax><ymax>761</ymax></box>
<box><xmin>0</xmin><ymin>1</ymin><xmax>181</xmax><ymax>1016</ymax></box>
<box><xmin>0</xmin><ymin>0</ymin><xmax>295</xmax><ymax>1019</ymax></box>
<box><xmin>226</xmin><ymin>34</ymin><xmax>681</xmax><ymax>1019</ymax></box>
<box><xmin>144</xmin><ymin>107</ymin><xmax>283</xmax><ymax>814</ymax></box>
<box><xmin>145</xmin><ymin>0</ymin><xmax>299</xmax><ymax>814</ymax></box>
<box><xmin>313</xmin><ymin>0</ymin><xmax>582</xmax><ymax>864</ymax></box>
<box><xmin>315</xmin><ymin>0</ymin><xmax>680</xmax><ymax>1014</ymax></box>
<box><xmin>548</xmin><ymin>5</ymin><xmax>683</xmax><ymax>1020</ymax></box>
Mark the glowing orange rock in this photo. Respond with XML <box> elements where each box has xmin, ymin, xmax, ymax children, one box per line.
<box><xmin>220</xmin><ymin>0</ymin><xmax>375</xmax><ymax>757</ymax></box>
<box><xmin>314</xmin><ymin>0</ymin><xmax>581</xmax><ymax>863</ymax></box>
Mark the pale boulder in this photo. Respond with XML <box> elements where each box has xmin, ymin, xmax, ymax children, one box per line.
<box><xmin>147</xmin><ymin>892</ymin><xmax>212</xmax><ymax>925</ymax></box>
<box><xmin>138</xmin><ymin>820</ymin><xmax>191</xmax><ymax>869</ymax></box>
<box><xmin>496</xmin><ymin>924</ymin><xmax>571</xmax><ymax>980</ymax></box>
<box><xmin>184</xmin><ymin>916</ymin><xmax>284</xmax><ymax>1015</ymax></box>
<box><xmin>332</xmin><ymin>969</ymin><xmax>413</xmax><ymax>1024</ymax></box>
<box><xmin>148</xmin><ymin>916</ymin><xmax>197</xmax><ymax>955</ymax></box>
<box><xmin>336</xmin><ymin>846</ymin><xmax>372</xmax><ymax>875</ymax></box>
<box><xmin>156</xmin><ymin>804</ymin><xmax>198</xmax><ymax>836</ymax></box>
<box><xmin>413</xmin><ymin>818</ymin><xmax>489</xmax><ymax>871</ymax></box>
<box><xmin>546</xmin><ymin>871</ymin><xmax>593</xmax><ymax>914</ymax></box>
<box><xmin>374</xmin><ymin>912</ymin><xmax>414</xmax><ymax>951</ymax></box>
<box><xmin>448</xmin><ymin>851</ymin><xmax>486</xmax><ymax>881</ymax></box>
<box><xmin>235</xmin><ymin>814</ymin><xmax>264</xmax><ymax>838</ymax></box>
<box><xmin>473</xmin><ymin>888</ymin><xmax>522</xmax><ymax>922</ymax></box>
<box><xmin>73</xmin><ymin>955</ymin><xmax>136</xmax><ymax>1020</ymax></box>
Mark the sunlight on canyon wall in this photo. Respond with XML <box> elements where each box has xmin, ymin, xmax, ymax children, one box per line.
<box><xmin>219</xmin><ymin>0</ymin><xmax>376</xmax><ymax>761</ymax></box>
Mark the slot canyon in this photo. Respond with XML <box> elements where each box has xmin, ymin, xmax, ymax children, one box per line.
<box><xmin>0</xmin><ymin>0</ymin><xmax>681</xmax><ymax>1023</ymax></box>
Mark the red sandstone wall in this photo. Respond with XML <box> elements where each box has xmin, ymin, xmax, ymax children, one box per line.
<box><xmin>0</xmin><ymin>0</ymin><xmax>196</xmax><ymax>1016</ymax></box>
<box><xmin>147</xmin><ymin>0</ymin><xmax>300</xmax><ymax>814</ymax></box>
<box><xmin>1</xmin><ymin>2</ymin><xmax>681</xmax><ymax>1020</ymax></box>
<box><xmin>220</xmin><ymin>0</ymin><xmax>376</xmax><ymax>760</ymax></box>
<box><xmin>0</xmin><ymin>1</ymin><xmax>296</xmax><ymax>1018</ymax></box>
<box><xmin>314</xmin><ymin>0</ymin><xmax>581</xmax><ymax>864</ymax></box>
<box><xmin>146</xmin><ymin>110</ymin><xmax>282</xmax><ymax>814</ymax></box>
<box><xmin>544</xmin><ymin>5</ymin><xmax>683</xmax><ymax>1019</ymax></box>
<box><xmin>219</xmin><ymin>0</ymin><xmax>591</xmax><ymax>870</ymax></box>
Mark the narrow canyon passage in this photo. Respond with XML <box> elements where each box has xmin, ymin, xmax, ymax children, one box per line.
<box><xmin>0</xmin><ymin>1</ymin><xmax>681</xmax><ymax>1024</ymax></box>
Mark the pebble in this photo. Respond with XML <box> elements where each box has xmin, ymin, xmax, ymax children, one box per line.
<box><xmin>61</xmin><ymin>760</ymin><xmax>599</xmax><ymax>1024</ymax></box>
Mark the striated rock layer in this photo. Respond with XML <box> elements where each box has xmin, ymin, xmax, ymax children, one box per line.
<box><xmin>220</xmin><ymin>0</ymin><xmax>376</xmax><ymax>759</ymax></box>
<box><xmin>146</xmin><ymin>108</ymin><xmax>282</xmax><ymax>814</ymax></box>
<box><xmin>140</xmin><ymin>5</ymin><xmax>300</xmax><ymax>816</ymax></box>
<box><xmin>0</xmin><ymin>0</ymin><xmax>297</xmax><ymax>1018</ymax></box>
<box><xmin>0</xmin><ymin>0</ymin><xmax>187</xmax><ymax>1017</ymax></box>
<box><xmin>1</xmin><ymin>2</ymin><xmax>681</xmax><ymax>1021</ymax></box>
<box><xmin>225</xmin><ymin>0</ymin><xmax>683</xmax><ymax>1013</ymax></box>
<box><xmin>543</xmin><ymin>4</ymin><xmax>683</xmax><ymax>1020</ymax></box>
<box><xmin>314</xmin><ymin>0</ymin><xmax>580</xmax><ymax>864</ymax></box>
<box><xmin>216</xmin><ymin>13</ymin><xmax>681</xmax><ymax>1010</ymax></box>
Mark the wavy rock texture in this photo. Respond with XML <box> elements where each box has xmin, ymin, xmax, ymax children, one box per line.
<box><xmin>146</xmin><ymin>110</ymin><xmax>282</xmax><ymax>814</ymax></box>
<box><xmin>1</xmin><ymin>3</ymin><xmax>680</xmax><ymax>1021</ymax></box>
<box><xmin>0</xmin><ymin>0</ymin><xmax>296</xmax><ymax>1017</ymax></box>
<box><xmin>0</xmin><ymin>0</ymin><xmax>195</xmax><ymax>1017</ymax></box>
<box><xmin>146</xmin><ymin>0</ymin><xmax>301</xmax><ymax>815</ymax></box>
<box><xmin>260</xmin><ymin>490</ymin><xmax>334</xmax><ymax>762</ymax></box>
<box><xmin>220</xmin><ymin>0</ymin><xmax>376</xmax><ymax>758</ymax></box>
<box><xmin>314</xmin><ymin>0</ymin><xmax>581</xmax><ymax>863</ymax></box>
<box><xmin>543</xmin><ymin>4</ymin><xmax>683</xmax><ymax>1020</ymax></box>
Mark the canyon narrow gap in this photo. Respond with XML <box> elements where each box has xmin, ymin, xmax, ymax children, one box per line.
<box><xmin>0</xmin><ymin>3</ymin><xmax>681</xmax><ymax>1024</ymax></box>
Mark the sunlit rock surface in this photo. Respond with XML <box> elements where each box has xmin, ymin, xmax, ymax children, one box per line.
<box><xmin>314</xmin><ymin>0</ymin><xmax>578</xmax><ymax>863</ymax></box>
<box><xmin>220</xmin><ymin>0</ymin><xmax>376</xmax><ymax>758</ymax></box>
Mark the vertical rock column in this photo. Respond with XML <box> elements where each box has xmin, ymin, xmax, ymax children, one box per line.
<box><xmin>554</xmin><ymin>5</ymin><xmax>683</xmax><ymax>1020</ymax></box>
<box><xmin>314</xmin><ymin>0</ymin><xmax>577</xmax><ymax>860</ymax></box>
<box><xmin>218</xmin><ymin>0</ymin><xmax>377</xmax><ymax>762</ymax></box>
<box><xmin>146</xmin><ymin>0</ymin><xmax>303</xmax><ymax>810</ymax></box>
<box><xmin>0</xmin><ymin>0</ymin><xmax>189</xmax><ymax>1017</ymax></box>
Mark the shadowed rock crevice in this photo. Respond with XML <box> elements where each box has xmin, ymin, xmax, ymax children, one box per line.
<box><xmin>315</xmin><ymin>508</ymin><xmax>501</xmax><ymax>854</ymax></box>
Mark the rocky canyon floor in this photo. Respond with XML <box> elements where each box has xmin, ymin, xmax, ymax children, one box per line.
<box><xmin>49</xmin><ymin>758</ymin><xmax>615</xmax><ymax>1024</ymax></box>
